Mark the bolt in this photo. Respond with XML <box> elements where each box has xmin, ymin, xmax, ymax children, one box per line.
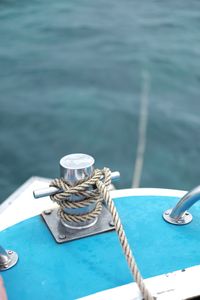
<box><xmin>185</xmin><ymin>212</ymin><xmax>189</xmax><ymax>216</ymax></box>
<box><xmin>44</xmin><ymin>209</ymin><xmax>52</xmax><ymax>215</ymax></box>
<box><xmin>109</xmin><ymin>220</ymin><xmax>115</xmax><ymax>227</ymax></box>
<box><xmin>58</xmin><ymin>234</ymin><xmax>66</xmax><ymax>240</ymax></box>
<box><xmin>177</xmin><ymin>219</ymin><xmax>183</xmax><ymax>224</ymax></box>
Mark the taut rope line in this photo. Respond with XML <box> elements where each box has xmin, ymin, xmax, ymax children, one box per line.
<box><xmin>132</xmin><ymin>71</ymin><xmax>150</xmax><ymax>188</ymax></box>
<box><xmin>50</xmin><ymin>168</ymin><xmax>154</xmax><ymax>300</ymax></box>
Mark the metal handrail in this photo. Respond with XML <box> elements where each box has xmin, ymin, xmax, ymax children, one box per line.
<box><xmin>163</xmin><ymin>185</ymin><xmax>200</xmax><ymax>225</ymax></box>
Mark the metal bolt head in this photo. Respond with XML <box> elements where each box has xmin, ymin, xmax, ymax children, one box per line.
<box><xmin>177</xmin><ymin>219</ymin><xmax>184</xmax><ymax>224</ymax></box>
<box><xmin>58</xmin><ymin>234</ymin><xmax>66</xmax><ymax>240</ymax></box>
<box><xmin>44</xmin><ymin>209</ymin><xmax>52</xmax><ymax>215</ymax></box>
<box><xmin>109</xmin><ymin>220</ymin><xmax>115</xmax><ymax>227</ymax></box>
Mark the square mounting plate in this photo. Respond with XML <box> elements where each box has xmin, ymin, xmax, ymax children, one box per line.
<box><xmin>42</xmin><ymin>205</ymin><xmax>115</xmax><ymax>243</ymax></box>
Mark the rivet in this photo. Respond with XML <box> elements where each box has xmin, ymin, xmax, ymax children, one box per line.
<box><xmin>44</xmin><ymin>209</ymin><xmax>52</xmax><ymax>215</ymax></box>
<box><xmin>58</xmin><ymin>234</ymin><xmax>66</xmax><ymax>240</ymax></box>
<box><xmin>185</xmin><ymin>212</ymin><xmax>189</xmax><ymax>216</ymax></box>
<box><xmin>165</xmin><ymin>212</ymin><xmax>169</xmax><ymax>215</ymax></box>
<box><xmin>109</xmin><ymin>220</ymin><xmax>115</xmax><ymax>227</ymax></box>
<box><xmin>8</xmin><ymin>250</ymin><xmax>13</xmax><ymax>255</ymax></box>
<box><xmin>177</xmin><ymin>219</ymin><xmax>183</xmax><ymax>224</ymax></box>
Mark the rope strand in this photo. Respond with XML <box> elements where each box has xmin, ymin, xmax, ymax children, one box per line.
<box><xmin>50</xmin><ymin>168</ymin><xmax>154</xmax><ymax>300</ymax></box>
<box><xmin>97</xmin><ymin>168</ymin><xmax>154</xmax><ymax>300</ymax></box>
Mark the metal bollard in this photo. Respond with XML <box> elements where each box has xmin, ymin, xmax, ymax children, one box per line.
<box><xmin>59</xmin><ymin>153</ymin><xmax>97</xmax><ymax>229</ymax></box>
<box><xmin>33</xmin><ymin>153</ymin><xmax>120</xmax><ymax>230</ymax></box>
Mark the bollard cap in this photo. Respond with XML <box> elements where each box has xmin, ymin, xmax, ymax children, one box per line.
<box><xmin>60</xmin><ymin>153</ymin><xmax>95</xmax><ymax>186</ymax></box>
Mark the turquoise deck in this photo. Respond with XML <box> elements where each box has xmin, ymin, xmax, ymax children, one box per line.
<box><xmin>1</xmin><ymin>195</ymin><xmax>200</xmax><ymax>300</ymax></box>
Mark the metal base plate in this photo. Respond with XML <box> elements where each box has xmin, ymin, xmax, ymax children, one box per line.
<box><xmin>163</xmin><ymin>209</ymin><xmax>193</xmax><ymax>225</ymax></box>
<box><xmin>42</xmin><ymin>205</ymin><xmax>115</xmax><ymax>243</ymax></box>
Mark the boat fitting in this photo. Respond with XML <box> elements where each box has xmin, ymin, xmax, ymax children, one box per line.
<box><xmin>33</xmin><ymin>153</ymin><xmax>120</xmax><ymax>231</ymax></box>
<box><xmin>0</xmin><ymin>245</ymin><xmax>18</xmax><ymax>271</ymax></box>
<box><xmin>163</xmin><ymin>186</ymin><xmax>200</xmax><ymax>225</ymax></box>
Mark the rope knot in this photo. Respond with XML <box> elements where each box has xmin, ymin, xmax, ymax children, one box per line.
<box><xmin>49</xmin><ymin>168</ymin><xmax>111</xmax><ymax>224</ymax></box>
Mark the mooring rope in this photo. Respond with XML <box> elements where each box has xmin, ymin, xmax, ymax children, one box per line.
<box><xmin>50</xmin><ymin>169</ymin><xmax>109</xmax><ymax>223</ymax></box>
<box><xmin>132</xmin><ymin>71</ymin><xmax>150</xmax><ymax>188</ymax></box>
<box><xmin>50</xmin><ymin>168</ymin><xmax>154</xmax><ymax>300</ymax></box>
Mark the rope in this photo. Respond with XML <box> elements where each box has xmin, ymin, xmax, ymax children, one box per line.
<box><xmin>50</xmin><ymin>169</ymin><xmax>110</xmax><ymax>223</ymax></box>
<box><xmin>97</xmin><ymin>169</ymin><xmax>154</xmax><ymax>300</ymax></box>
<box><xmin>50</xmin><ymin>168</ymin><xmax>154</xmax><ymax>300</ymax></box>
<box><xmin>132</xmin><ymin>71</ymin><xmax>150</xmax><ymax>188</ymax></box>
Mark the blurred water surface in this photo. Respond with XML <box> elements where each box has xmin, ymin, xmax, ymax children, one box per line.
<box><xmin>1</xmin><ymin>0</ymin><xmax>200</xmax><ymax>201</ymax></box>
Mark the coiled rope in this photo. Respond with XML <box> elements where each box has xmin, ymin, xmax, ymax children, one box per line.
<box><xmin>50</xmin><ymin>168</ymin><xmax>154</xmax><ymax>300</ymax></box>
<box><xmin>50</xmin><ymin>169</ymin><xmax>109</xmax><ymax>223</ymax></box>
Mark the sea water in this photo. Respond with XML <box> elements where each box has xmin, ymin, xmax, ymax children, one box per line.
<box><xmin>0</xmin><ymin>0</ymin><xmax>200</xmax><ymax>202</ymax></box>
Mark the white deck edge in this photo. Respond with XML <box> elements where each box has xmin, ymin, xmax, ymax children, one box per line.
<box><xmin>0</xmin><ymin>177</ymin><xmax>57</xmax><ymax>231</ymax></box>
<box><xmin>79</xmin><ymin>265</ymin><xmax>200</xmax><ymax>300</ymax></box>
<box><xmin>110</xmin><ymin>187</ymin><xmax>186</xmax><ymax>198</ymax></box>
<box><xmin>0</xmin><ymin>177</ymin><xmax>50</xmax><ymax>214</ymax></box>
